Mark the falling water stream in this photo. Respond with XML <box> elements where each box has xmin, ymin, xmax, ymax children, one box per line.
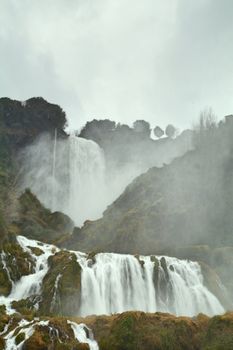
<box><xmin>20</xmin><ymin>134</ymin><xmax>107</xmax><ymax>226</ymax></box>
<box><xmin>0</xmin><ymin>236</ymin><xmax>224</xmax><ymax>318</ymax></box>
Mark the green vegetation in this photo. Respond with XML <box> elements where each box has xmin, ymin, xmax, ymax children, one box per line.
<box><xmin>40</xmin><ymin>250</ymin><xmax>82</xmax><ymax>316</ymax></box>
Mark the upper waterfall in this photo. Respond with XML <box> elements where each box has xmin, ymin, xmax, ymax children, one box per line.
<box><xmin>20</xmin><ymin>133</ymin><xmax>107</xmax><ymax>226</ymax></box>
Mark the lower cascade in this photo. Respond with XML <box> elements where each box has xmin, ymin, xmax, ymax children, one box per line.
<box><xmin>0</xmin><ymin>236</ymin><xmax>224</xmax><ymax>319</ymax></box>
<box><xmin>76</xmin><ymin>252</ymin><xmax>224</xmax><ymax>317</ymax></box>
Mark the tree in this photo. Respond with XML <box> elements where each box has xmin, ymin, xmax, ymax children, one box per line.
<box><xmin>165</xmin><ymin>124</ymin><xmax>176</xmax><ymax>138</ymax></box>
<box><xmin>153</xmin><ymin>126</ymin><xmax>164</xmax><ymax>138</ymax></box>
<box><xmin>79</xmin><ymin>119</ymin><xmax>116</xmax><ymax>145</ymax></box>
<box><xmin>133</xmin><ymin>120</ymin><xmax>151</xmax><ymax>137</ymax></box>
<box><xmin>193</xmin><ymin>108</ymin><xmax>217</xmax><ymax>148</ymax></box>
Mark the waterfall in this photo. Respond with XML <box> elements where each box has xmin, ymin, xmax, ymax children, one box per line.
<box><xmin>20</xmin><ymin>133</ymin><xmax>107</xmax><ymax>226</ymax></box>
<box><xmin>52</xmin><ymin>128</ymin><xmax>57</xmax><ymax>212</ymax></box>
<box><xmin>0</xmin><ymin>236</ymin><xmax>58</xmax><ymax>314</ymax></box>
<box><xmin>68</xmin><ymin>321</ymin><xmax>99</xmax><ymax>350</ymax></box>
<box><xmin>76</xmin><ymin>252</ymin><xmax>224</xmax><ymax>317</ymax></box>
<box><xmin>0</xmin><ymin>236</ymin><xmax>224</xmax><ymax>318</ymax></box>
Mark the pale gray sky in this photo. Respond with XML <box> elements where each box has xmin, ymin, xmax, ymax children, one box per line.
<box><xmin>1</xmin><ymin>0</ymin><xmax>233</xmax><ymax>131</ymax></box>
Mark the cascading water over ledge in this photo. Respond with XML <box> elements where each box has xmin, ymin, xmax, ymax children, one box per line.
<box><xmin>0</xmin><ymin>236</ymin><xmax>223</xmax><ymax>319</ymax></box>
<box><xmin>75</xmin><ymin>251</ymin><xmax>225</xmax><ymax>317</ymax></box>
<box><xmin>0</xmin><ymin>236</ymin><xmax>224</xmax><ymax>316</ymax></box>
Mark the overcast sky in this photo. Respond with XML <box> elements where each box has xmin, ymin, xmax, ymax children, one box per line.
<box><xmin>1</xmin><ymin>0</ymin><xmax>233</xmax><ymax>131</ymax></box>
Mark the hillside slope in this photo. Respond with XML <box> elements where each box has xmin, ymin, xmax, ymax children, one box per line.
<box><xmin>66</xmin><ymin>116</ymin><xmax>233</xmax><ymax>297</ymax></box>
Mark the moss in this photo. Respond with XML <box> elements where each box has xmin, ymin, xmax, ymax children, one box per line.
<box><xmin>0</xmin><ymin>209</ymin><xmax>7</xmax><ymax>242</ymax></box>
<box><xmin>0</xmin><ymin>336</ymin><xmax>4</xmax><ymax>349</ymax></box>
<box><xmin>100</xmin><ymin>312</ymin><xmax>137</xmax><ymax>350</ymax></box>
<box><xmin>0</xmin><ymin>268</ymin><xmax>12</xmax><ymax>296</ymax></box>
<box><xmin>1</xmin><ymin>242</ymin><xmax>34</xmax><ymax>280</ymax></box>
<box><xmin>0</xmin><ymin>305</ymin><xmax>6</xmax><ymax>317</ymax></box>
<box><xmin>22</xmin><ymin>320</ymin><xmax>81</xmax><ymax>350</ymax></box>
<box><xmin>12</xmin><ymin>297</ymin><xmax>38</xmax><ymax>317</ymax></box>
<box><xmin>28</xmin><ymin>246</ymin><xmax>44</xmax><ymax>256</ymax></box>
<box><xmin>40</xmin><ymin>251</ymin><xmax>82</xmax><ymax>316</ymax></box>
<box><xmin>202</xmin><ymin>313</ymin><xmax>233</xmax><ymax>349</ymax></box>
<box><xmin>15</xmin><ymin>331</ymin><xmax>25</xmax><ymax>345</ymax></box>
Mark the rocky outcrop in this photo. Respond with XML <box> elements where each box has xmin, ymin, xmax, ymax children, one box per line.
<box><xmin>1</xmin><ymin>311</ymin><xmax>233</xmax><ymax>349</ymax></box>
<box><xmin>40</xmin><ymin>251</ymin><xmax>82</xmax><ymax>316</ymax></box>
<box><xmin>14</xmin><ymin>189</ymin><xmax>74</xmax><ymax>244</ymax></box>
<box><xmin>0</xmin><ymin>240</ymin><xmax>34</xmax><ymax>296</ymax></box>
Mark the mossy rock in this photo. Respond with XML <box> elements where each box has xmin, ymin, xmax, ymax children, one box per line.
<box><xmin>12</xmin><ymin>297</ymin><xmax>39</xmax><ymax>317</ymax></box>
<box><xmin>47</xmin><ymin>211</ymin><xmax>74</xmax><ymax>233</ymax></box>
<box><xmin>0</xmin><ymin>267</ymin><xmax>12</xmax><ymax>296</ymax></box>
<box><xmin>202</xmin><ymin>313</ymin><xmax>233</xmax><ymax>349</ymax></box>
<box><xmin>151</xmin><ymin>256</ymin><xmax>160</xmax><ymax>287</ymax></box>
<box><xmin>0</xmin><ymin>305</ymin><xmax>6</xmax><ymax>317</ymax></box>
<box><xmin>40</xmin><ymin>250</ymin><xmax>82</xmax><ymax>316</ymax></box>
<box><xmin>160</xmin><ymin>257</ymin><xmax>169</xmax><ymax>279</ymax></box>
<box><xmin>0</xmin><ymin>241</ymin><xmax>34</xmax><ymax>286</ymax></box>
<box><xmin>22</xmin><ymin>321</ymin><xmax>81</xmax><ymax>350</ymax></box>
<box><xmin>98</xmin><ymin>311</ymin><xmax>201</xmax><ymax>350</ymax></box>
<box><xmin>16</xmin><ymin>189</ymin><xmax>74</xmax><ymax>244</ymax></box>
<box><xmin>0</xmin><ymin>209</ymin><xmax>7</xmax><ymax>242</ymax></box>
<box><xmin>27</xmin><ymin>246</ymin><xmax>43</xmax><ymax>256</ymax></box>
<box><xmin>0</xmin><ymin>336</ymin><xmax>4</xmax><ymax>349</ymax></box>
<box><xmin>102</xmin><ymin>312</ymin><xmax>137</xmax><ymax>350</ymax></box>
<box><xmin>15</xmin><ymin>331</ymin><xmax>25</xmax><ymax>345</ymax></box>
<box><xmin>134</xmin><ymin>255</ymin><xmax>145</xmax><ymax>268</ymax></box>
<box><xmin>0</xmin><ymin>241</ymin><xmax>34</xmax><ymax>296</ymax></box>
<box><xmin>0</xmin><ymin>310</ymin><xmax>9</xmax><ymax>335</ymax></box>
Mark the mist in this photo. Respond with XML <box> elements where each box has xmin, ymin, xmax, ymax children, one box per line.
<box><xmin>18</xmin><ymin>122</ymin><xmax>192</xmax><ymax>226</ymax></box>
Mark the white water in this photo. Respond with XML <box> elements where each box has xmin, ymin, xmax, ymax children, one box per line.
<box><xmin>20</xmin><ymin>133</ymin><xmax>107</xmax><ymax>226</ymax></box>
<box><xmin>76</xmin><ymin>252</ymin><xmax>224</xmax><ymax>317</ymax></box>
<box><xmin>68</xmin><ymin>321</ymin><xmax>99</xmax><ymax>350</ymax></box>
<box><xmin>4</xmin><ymin>319</ymin><xmax>49</xmax><ymax>350</ymax></box>
<box><xmin>0</xmin><ymin>236</ymin><xmax>58</xmax><ymax>314</ymax></box>
<box><xmin>0</xmin><ymin>236</ymin><xmax>224</xmax><ymax>318</ymax></box>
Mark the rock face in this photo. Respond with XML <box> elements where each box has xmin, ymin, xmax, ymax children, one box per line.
<box><xmin>15</xmin><ymin>189</ymin><xmax>74</xmax><ymax>244</ymax></box>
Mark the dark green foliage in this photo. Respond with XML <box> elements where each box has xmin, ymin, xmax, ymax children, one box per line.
<box><xmin>0</xmin><ymin>97</ymin><xmax>67</xmax><ymax>146</ymax></box>
<box><xmin>165</xmin><ymin>124</ymin><xmax>176</xmax><ymax>138</ymax></box>
<box><xmin>154</xmin><ymin>126</ymin><xmax>164</xmax><ymax>138</ymax></box>
<box><xmin>133</xmin><ymin>120</ymin><xmax>151</xmax><ymax>137</ymax></box>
